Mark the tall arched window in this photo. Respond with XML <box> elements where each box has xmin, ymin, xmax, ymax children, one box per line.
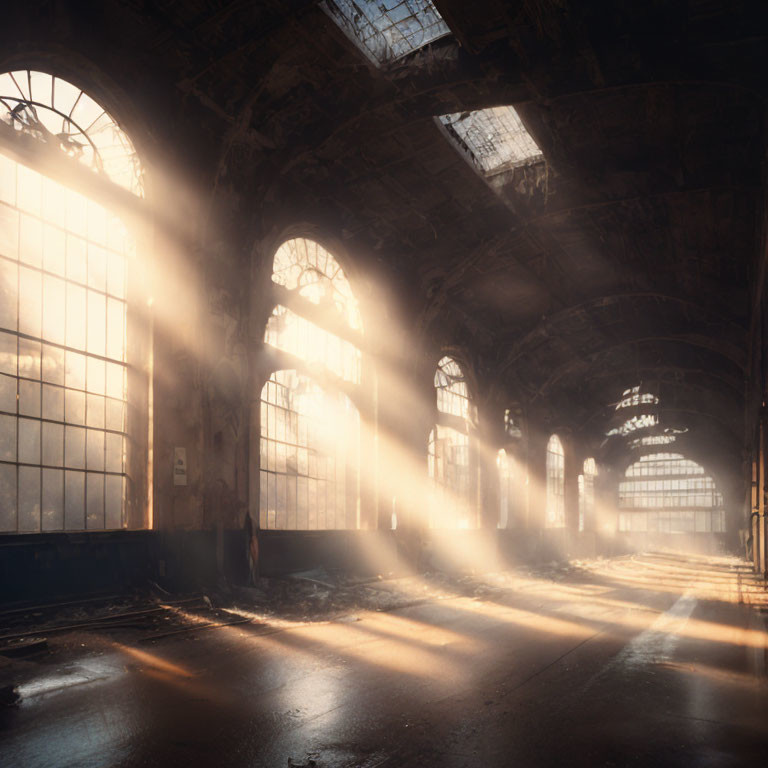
<box><xmin>618</xmin><ymin>452</ymin><xmax>725</xmax><ymax>533</ymax></box>
<box><xmin>429</xmin><ymin>356</ymin><xmax>474</xmax><ymax>528</ymax></box>
<box><xmin>578</xmin><ymin>457</ymin><xmax>596</xmax><ymax>532</ymax></box>
<box><xmin>0</xmin><ymin>70</ymin><xmax>146</xmax><ymax>533</ymax></box>
<box><xmin>259</xmin><ymin>238</ymin><xmax>362</xmax><ymax>530</ymax></box>
<box><xmin>545</xmin><ymin>434</ymin><xmax>564</xmax><ymax>528</ymax></box>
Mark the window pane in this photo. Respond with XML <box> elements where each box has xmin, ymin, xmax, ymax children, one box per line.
<box><xmin>42</xmin><ymin>468</ymin><xmax>64</xmax><ymax>530</ymax></box>
<box><xmin>65</xmin><ymin>425</ymin><xmax>85</xmax><ymax>469</ymax></box>
<box><xmin>18</xmin><ymin>465</ymin><xmax>41</xmax><ymax>531</ymax></box>
<box><xmin>64</xmin><ymin>470</ymin><xmax>85</xmax><ymax>530</ymax></box>
<box><xmin>42</xmin><ymin>422</ymin><xmax>64</xmax><ymax>467</ymax></box>
<box><xmin>86</xmin><ymin>472</ymin><xmax>104</xmax><ymax>529</ymax></box>
<box><xmin>0</xmin><ymin>374</ymin><xmax>16</xmax><ymax>413</ymax></box>
<box><xmin>105</xmin><ymin>432</ymin><xmax>123</xmax><ymax>473</ymax></box>
<box><xmin>0</xmin><ymin>462</ymin><xmax>16</xmax><ymax>530</ymax></box>
<box><xmin>18</xmin><ymin>417</ymin><xmax>40</xmax><ymax>463</ymax></box>
<box><xmin>105</xmin><ymin>474</ymin><xmax>123</xmax><ymax>529</ymax></box>
<box><xmin>86</xmin><ymin>429</ymin><xmax>104</xmax><ymax>470</ymax></box>
<box><xmin>0</xmin><ymin>257</ymin><xmax>18</xmax><ymax>330</ymax></box>
<box><xmin>42</xmin><ymin>384</ymin><xmax>64</xmax><ymax>421</ymax></box>
<box><xmin>18</xmin><ymin>379</ymin><xmax>40</xmax><ymax>417</ymax></box>
<box><xmin>19</xmin><ymin>266</ymin><xmax>42</xmax><ymax>337</ymax></box>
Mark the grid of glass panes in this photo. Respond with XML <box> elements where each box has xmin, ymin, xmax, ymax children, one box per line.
<box><xmin>428</xmin><ymin>424</ymin><xmax>473</xmax><ymax>528</ymax></box>
<box><xmin>322</xmin><ymin>0</ymin><xmax>450</xmax><ymax>64</ymax></box>
<box><xmin>545</xmin><ymin>435</ymin><xmax>564</xmax><ymax>527</ymax></box>
<box><xmin>0</xmin><ymin>155</ymin><xmax>128</xmax><ymax>532</ymax></box>
<box><xmin>259</xmin><ymin>369</ymin><xmax>359</xmax><ymax>531</ymax></box>
<box><xmin>435</xmin><ymin>356</ymin><xmax>469</xmax><ymax>420</ymax></box>
<box><xmin>625</xmin><ymin>453</ymin><xmax>705</xmax><ymax>477</ymax></box>
<box><xmin>439</xmin><ymin>107</ymin><xmax>543</xmax><ymax>173</ymax></box>
<box><xmin>619</xmin><ymin>477</ymin><xmax>722</xmax><ymax>508</ymax></box>
<box><xmin>619</xmin><ymin>510</ymin><xmax>725</xmax><ymax>533</ymax></box>
<box><xmin>265</xmin><ymin>305</ymin><xmax>361</xmax><ymax>385</ymax></box>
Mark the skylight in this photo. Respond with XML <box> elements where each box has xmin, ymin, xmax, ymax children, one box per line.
<box><xmin>606</xmin><ymin>414</ymin><xmax>658</xmax><ymax>437</ymax></box>
<box><xmin>322</xmin><ymin>0</ymin><xmax>450</xmax><ymax>65</ymax></box>
<box><xmin>630</xmin><ymin>435</ymin><xmax>677</xmax><ymax>448</ymax></box>
<box><xmin>438</xmin><ymin>106</ymin><xmax>543</xmax><ymax>174</ymax></box>
<box><xmin>615</xmin><ymin>386</ymin><xmax>659</xmax><ymax>410</ymax></box>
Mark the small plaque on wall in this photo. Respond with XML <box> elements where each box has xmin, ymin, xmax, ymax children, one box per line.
<box><xmin>174</xmin><ymin>447</ymin><xmax>188</xmax><ymax>486</ymax></box>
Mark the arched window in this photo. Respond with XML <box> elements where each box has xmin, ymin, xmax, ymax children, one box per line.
<box><xmin>429</xmin><ymin>356</ymin><xmax>474</xmax><ymax>528</ymax></box>
<box><xmin>618</xmin><ymin>452</ymin><xmax>725</xmax><ymax>533</ymax></box>
<box><xmin>578</xmin><ymin>457</ymin><xmax>596</xmax><ymax>532</ymax></box>
<box><xmin>259</xmin><ymin>238</ymin><xmax>362</xmax><ymax>530</ymax></box>
<box><xmin>545</xmin><ymin>434</ymin><xmax>564</xmax><ymax>528</ymax></box>
<box><xmin>0</xmin><ymin>70</ymin><xmax>146</xmax><ymax>533</ymax></box>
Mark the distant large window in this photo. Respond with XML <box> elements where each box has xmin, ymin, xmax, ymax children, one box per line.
<box><xmin>259</xmin><ymin>239</ymin><xmax>362</xmax><ymax>530</ymax></box>
<box><xmin>545</xmin><ymin>434</ymin><xmax>564</xmax><ymax>528</ymax></box>
<box><xmin>618</xmin><ymin>453</ymin><xmax>725</xmax><ymax>533</ymax></box>
<box><xmin>428</xmin><ymin>356</ymin><xmax>474</xmax><ymax>528</ymax></box>
<box><xmin>0</xmin><ymin>70</ymin><xmax>146</xmax><ymax>533</ymax></box>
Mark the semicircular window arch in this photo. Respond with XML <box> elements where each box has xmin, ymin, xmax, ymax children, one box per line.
<box><xmin>0</xmin><ymin>70</ymin><xmax>143</xmax><ymax>196</ymax></box>
<box><xmin>618</xmin><ymin>452</ymin><xmax>725</xmax><ymax>533</ymax></box>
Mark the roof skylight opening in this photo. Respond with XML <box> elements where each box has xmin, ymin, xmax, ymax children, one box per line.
<box><xmin>606</xmin><ymin>414</ymin><xmax>658</xmax><ymax>437</ymax></box>
<box><xmin>630</xmin><ymin>434</ymin><xmax>677</xmax><ymax>448</ymax></box>
<box><xmin>615</xmin><ymin>385</ymin><xmax>659</xmax><ymax>410</ymax></box>
<box><xmin>322</xmin><ymin>0</ymin><xmax>450</xmax><ymax>65</ymax></box>
<box><xmin>438</xmin><ymin>106</ymin><xmax>543</xmax><ymax>175</ymax></box>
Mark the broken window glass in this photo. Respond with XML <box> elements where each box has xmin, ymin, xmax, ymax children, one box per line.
<box><xmin>438</xmin><ymin>106</ymin><xmax>543</xmax><ymax>175</ymax></box>
<box><xmin>0</xmin><ymin>71</ymin><xmax>143</xmax><ymax>196</ymax></box>
<box><xmin>322</xmin><ymin>0</ymin><xmax>450</xmax><ymax>65</ymax></box>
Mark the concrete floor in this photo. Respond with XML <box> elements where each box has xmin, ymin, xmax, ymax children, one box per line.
<box><xmin>1</xmin><ymin>553</ymin><xmax>767</xmax><ymax>767</ymax></box>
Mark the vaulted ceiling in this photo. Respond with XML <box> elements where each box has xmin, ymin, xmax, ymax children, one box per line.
<box><xmin>3</xmin><ymin>0</ymin><xmax>766</xmax><ymax>484</ymax></box>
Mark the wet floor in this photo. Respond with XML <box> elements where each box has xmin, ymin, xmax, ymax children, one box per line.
<box><xmin>1</xmin><ymin>552</ymin><xmax>767</xmax><ymax>767</ymax></box>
